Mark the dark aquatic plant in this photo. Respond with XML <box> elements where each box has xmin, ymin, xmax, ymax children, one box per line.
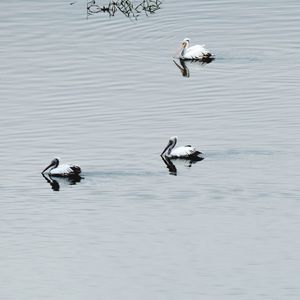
<box><xmin>87</xmin><ymin>0</ymin><xmax>162</xmax><ymax>19</ymax></box>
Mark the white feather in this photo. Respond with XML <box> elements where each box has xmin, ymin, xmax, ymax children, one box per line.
<box><xmin>169</xmin><ymin>146</ymin><xmax>198</xmax><ymax>158</ymax></box>
<box><xmin>49</xmin><ymin>164</ymin><xmax>77</xmax><ymax>176</ymax></box>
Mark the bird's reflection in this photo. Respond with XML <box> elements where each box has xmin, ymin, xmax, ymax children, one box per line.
<box><xmin>87</xmin><ymin>0</ymin><xmax>162</xmax><ymax>19</ymax></box>
<box><xmin>42</xmin><ymin>173</ymin><xmax>83</xmax><ymax>191</ymax></box>
<box><xmin>173</xmin><ymin>58</ymin><xmax>214</xmax><ymax>78</ymax></box>
<box><xmin>161</xmin><ymin>155</ymin><xmax>177</xmax><ymax>175</ymax></box>
<box><xmin>161</xmin><ymin>155</ymin><xmax>204</xmax><ymax>176</ymax></box>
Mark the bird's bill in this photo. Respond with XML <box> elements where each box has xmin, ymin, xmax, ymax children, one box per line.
<box><xmin>174</xmin><ymin>46</ymin><xmax>182</xmax><ymax>58</ymax></box>
<box><xmin>161</xmin><ymin>141</ymin><xmax>172</xmax><ymax>156</ymax></box>
<box><xmin>42</xmin><ymin>173</ymin><xmax>52</xmax><ymax>183</ymax></box>
<box><xmin>41</xmin><ymin>162</ymin><xmax>54</xmax><ymax>174</ymax></box>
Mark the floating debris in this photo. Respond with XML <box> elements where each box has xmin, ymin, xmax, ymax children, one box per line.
<box><xmin>87</xmin><ymin>0</ymin><xmax>162</xmax><ymax>19</ymax></box>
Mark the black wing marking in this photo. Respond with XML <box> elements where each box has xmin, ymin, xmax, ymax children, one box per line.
<box><xmin>70</xmin><ymin>165</ymin><xmax>81</xmax><ymax>174</ymax></box>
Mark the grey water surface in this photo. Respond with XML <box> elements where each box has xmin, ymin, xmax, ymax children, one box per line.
<box><xmin>0</xmin><ymin>0</ymin><xmax>300</xmax><ymax>299</ymax></box>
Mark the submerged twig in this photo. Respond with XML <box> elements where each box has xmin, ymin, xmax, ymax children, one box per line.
<box><xmin>87</xmin><ymin>0</ymin><xmax>162</xmax><ymax>19</ymax></box>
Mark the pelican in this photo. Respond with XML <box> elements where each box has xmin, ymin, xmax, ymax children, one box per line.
<box><xmin>41</xmin><ymin>158</ymin><xmax>81</xmax><ymax>177</ymax></box>
<box><xmin>179</xmin><ymin>38</ymin><xmax>213</xmax><ymax>60</ymax></box>
<box><xmin>161</xmin><ymin>136</ymin><xmax>203</xmax><ymax>159</ymax></box>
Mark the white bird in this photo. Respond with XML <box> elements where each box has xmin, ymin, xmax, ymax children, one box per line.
<box><xmin>42</xmin><ymin>158</ymin><xmax>81</xmax><ymax>177</ymax></box>
<box><xmin>161</xmin><ymin>136</ymin><xmax>203</xmax><ymax>159</ymax></box>
<box><xmin>179</xmin><ymin>38</ymin><xmax>213</xmax><ymax>60</ymax></box>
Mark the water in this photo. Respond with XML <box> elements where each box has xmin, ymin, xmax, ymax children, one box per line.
<box><xmin>0</xmin><ymin>0</ymin><xmax>300</xmax><ymax>299</ymax></box>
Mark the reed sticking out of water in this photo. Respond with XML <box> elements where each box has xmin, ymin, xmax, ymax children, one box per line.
<box><xmin>87</xmin><ymin>0</ymin><xmax>162</xmax><ymax>19</ymax></box>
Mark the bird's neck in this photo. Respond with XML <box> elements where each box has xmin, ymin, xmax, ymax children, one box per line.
<box><xmin>180</xmin><ymin>48</ymin><xmax>186</xmax><ymax>58</ymax></box>
<box><xmin>168</xmin><ymin>141</ymin><xmax>176</xmax><ymax>154</ymax></box>
<box><xmin>180</xmin><ymin>42</ymin><xmax>189</xmax><ymax>58</ymax></box>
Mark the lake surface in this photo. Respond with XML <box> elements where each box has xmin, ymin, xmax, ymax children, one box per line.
<box><xmin>0</xmin><ymin>0</ymin><xmax>300</xmax><ymax>299</ymax></box>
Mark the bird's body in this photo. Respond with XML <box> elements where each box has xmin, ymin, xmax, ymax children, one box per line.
<box><xmin>42</xmin><ymin>158</ymin><xmax>81</xmax><ymax>177</ymax></box>
<box><xmin>161</xmin><ymin>136</ymin><xmax>203</xmax><ymax>159</ymax></box>
<box><xmin>179</xmin><ymin>38</ymin><xmax>213</xmax><ymax>60</ymax></box>
<box><xmin>48</xmin><ymin>164</ymin><xmax>81</xmax><ymax>176</ymax></box>
<box><xmin>168</xmin><ymin>145</ymin><xmax>200</xmax><ymax>158</ymax></box>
